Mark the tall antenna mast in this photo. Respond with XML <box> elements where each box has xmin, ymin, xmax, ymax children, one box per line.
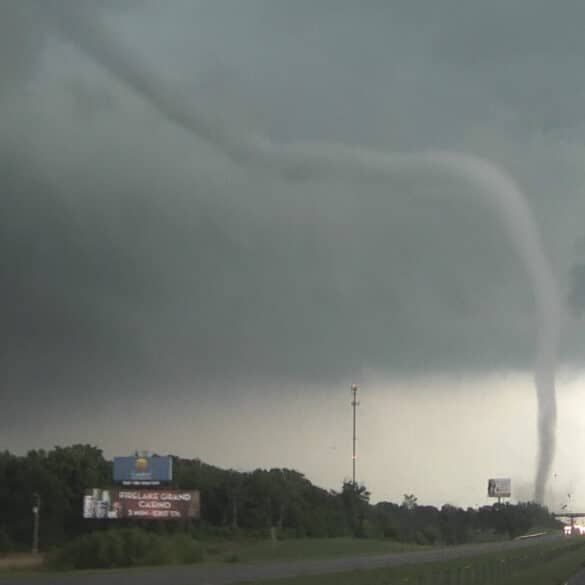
<box><xmin>351</xmin><ymin>384</ymin><xmax>359</xmax><ymax>486</ymax></box>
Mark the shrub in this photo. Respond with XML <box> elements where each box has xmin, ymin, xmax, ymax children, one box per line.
<box><xmin>169</xmin><ymin>534</ymin><xmax>204</xmax><ymax>564</ymax></box>
<box><xmin>46</xmin><ymin>528</ymin><xmax>204</xmax><ymax>570</ymax></box>
<box><xmin>190</xmin><ymin>524</ymin><xmax>240</xmax><ymax>541</ymax></box>
<box><xmin>224</xmin><ymin>552</ymin><xmax>240</xmax><ymax>563</ymax></box>
<box><xmin>419</xmin><ymin>525</ymin><xmax>440</xmax><ymax>545</ymax></box>
<box><xmin>205</xmin><ymin>544</ymin><xmax>221</xmax><ymax>556</ymax></box>
<box><xmin>0</xmin><ymin>527</ymin><xmax>13</xmax><ymax>555</ymax></box>
<box><xmin>0</xmin><ymin>526</ymin><xmax>12</xmax><ymax>554</ymax></box>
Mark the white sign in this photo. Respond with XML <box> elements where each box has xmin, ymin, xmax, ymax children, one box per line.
<box><xmin>488</xmin><ymin>478</ymin><xmax>511</xmax><ymax>498</ymax></box>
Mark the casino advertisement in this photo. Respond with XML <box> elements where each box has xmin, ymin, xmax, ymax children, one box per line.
<box><xmin>83</xmin><ymin>488</ymin><xmax>200</xmax><ymax>520</ymax></box>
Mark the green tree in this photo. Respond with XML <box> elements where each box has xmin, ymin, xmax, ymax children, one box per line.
<box><xmin>341</xmin><ymin>481</ymin><xmax>370</xmax><ymax>537</ymax></box>
<box><xmin>402</xmin><ymin>494</ymin><xmax>418</xmax><ymax>511</ymax></box>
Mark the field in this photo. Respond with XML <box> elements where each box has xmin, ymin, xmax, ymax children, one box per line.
<box><xmin>0</xmin><ymin>538</ymin><xmax>424</xmax><ymax>574</ymax></box>
<box><xmin>237</xmin><ymin>538</ymin><xmax>585</xmax><ymax>585</ymax></box>
<box><xmin>205</xmin><ymin>537</ymin><xmax>423</xmax><ymax>564</ymax></box>
<box><xmin>0</xmin><ymin>554</ymin><xmax>43</xmax><ymax>573</ymax></box>
<box><xmin>1</xmin><ymin>536</ymin><xmax>582</xmax><ymax>585</ymax></box>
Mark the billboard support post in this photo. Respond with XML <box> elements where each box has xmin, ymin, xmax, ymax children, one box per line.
<box><xmin>32</xmin><ymin>493</ymin><xmax>40</xmax><ymax>555</ymax></box>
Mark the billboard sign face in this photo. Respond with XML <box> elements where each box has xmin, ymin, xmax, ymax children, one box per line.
<box><xmin>488</xmin><ymin>478</ymin><xmax>511</xmax><ymax>498</ymax></box>
<box><xmin>83</xmin><ymin>489</ymin><xmax>119</xmax><ymax>519</ymax></box>
<box><xmin>113</xmin><ymin>455</ymin><xmax>173</xmax><ymax>484</ymax></box>
<box><xmin>83</xmin><ymin>488</ymin><xmax>200</xmax><ymax>520</ymax></box>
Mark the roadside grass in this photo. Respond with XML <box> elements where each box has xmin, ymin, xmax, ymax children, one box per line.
<box><xmin>238</xmin><ymin>538</ymin><xmax>585</xmax><ymax>585</ymax></box>
<box><xmin>0</xmin><ymin>553</ymin><xmax>44</xmax><ymax>576</ymax></box>
<box><xmin>497</xmin><ymin>543</ymin><xmax>585</xmax><ymax>585</ymax></box>
<box><xmin>0</xmin><ymin>534</ymin><xmax>572</xmax><ymax>580</ymax></box>
<box><xmin>209</xmin><ymin>537</ymin><xmax>424</xmax><ymax>564</ymax></box>
<box><xmin>0</xmin><ymin>537</ymin><xmax>430</xmax><ymax>575</ymax></box>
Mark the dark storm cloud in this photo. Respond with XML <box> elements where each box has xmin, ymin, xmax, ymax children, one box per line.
<box><xmin>1</xmin><ymin>0</ymin><xmax>584</xmax><ymax>425</ymax></box>
<box><xmin>0</xmin><ymin>1</ymin><xmax>45</xmax><ymax>96</ymax></box>
<box><xmin>0</xmin><ymin>1</ymin><xmax>132</xmax><ymax>96</ymax></box>
<box><xmin>402</xmin><ymin>0</ymin><xmax>585</xmax><ymax>136</ymax></box>
<box><xmin>247</xmin><ymin>0</ymin><xmax>585</xmax><ymax>141</ymax></box>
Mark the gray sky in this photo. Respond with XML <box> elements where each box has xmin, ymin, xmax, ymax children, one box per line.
<box><xmin>1</xmin><ymin>0</ymin><xmax>585</xmax><ymax>508</ymax></box>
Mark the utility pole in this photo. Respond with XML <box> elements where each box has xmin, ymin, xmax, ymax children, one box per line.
<box><xmin>351</xmin><ymin>384</ymin><xmax>359</xmax><ymax>487</ymax></box>
<box><xmin>32</xmin><ymin>492</ymin><xmax>40</xmax><ymax>555</ymax></box>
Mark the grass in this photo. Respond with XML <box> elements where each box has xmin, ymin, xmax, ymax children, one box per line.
<box><xmin>237</xmin><ymin>538</ymin><xmax>585</xmax><ymax>585</ymax></box>
<box><xmin>2</xmin><ymin>535</ymin><xmax>574</xmax><ymax>583</ymax></box>
<box><xmin>0</xmin><ymin>538</ymin><xmax>430</xmax><ymax>575</ymax></box>
<box><xmin>210</xmin><ymin>537</ymin><xmax>424</xmax><ymax>564</ymax></box>
<box><xmin>497</xmin><ymin>545</ymin><xmax>585</xmax><ymax>585</ymax></box>
<box><xmin>0</xmin><ymin>553</ymin><xmax>44</xmax><ymax>576</ymax></box>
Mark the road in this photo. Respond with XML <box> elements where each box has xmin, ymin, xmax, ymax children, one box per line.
<box><xmin>567</xmin><ymin>568</ymin><xmax>585</xmax><ymax>584</ymax></box>
<box><xmin>0</xmin><ymin>534</ymin><xmax>562</xmax><ymax>585</ymax></box>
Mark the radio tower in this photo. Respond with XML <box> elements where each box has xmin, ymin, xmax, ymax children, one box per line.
<box><xmin>351</xmin><ymin>384</ymin><xmax>359</xmax><ymax>486</ymax></box>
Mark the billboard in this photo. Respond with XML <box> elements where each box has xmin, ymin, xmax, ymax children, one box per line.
<box><xmin>113</xmin><ymin>455</ymin><xmax>173</xmax><ymax>484</ymax></box>
<box><xmin>83</xmin><ymin>488</ymin><xmax>200</xmax><ymax>520</ymax></box>
<box><xmin>488</xmin><ymin>478</ymin><xmax>511</xmax><ymax>498</ymax></box>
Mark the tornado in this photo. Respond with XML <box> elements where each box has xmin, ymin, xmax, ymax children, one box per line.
<box><xmin>46</xmin><ymin>5</ymin><xmax>561</xmax><ymax>503</ymax></box>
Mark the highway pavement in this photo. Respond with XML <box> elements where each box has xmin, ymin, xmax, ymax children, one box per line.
<box><xmin>567</xmin><ymin>568</ymin><xmax>585</xmax><ymax>584</ymax></box>
<box><xmin>0</xmin><ymin>533</ymin><xmax>562</xmax><ymax>585</ymax></box>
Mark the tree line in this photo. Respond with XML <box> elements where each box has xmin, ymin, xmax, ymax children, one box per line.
<box><xmin>0</xmin><ymin>445</ymin><xmax>560</xmax><ymax>551</ymax></box>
